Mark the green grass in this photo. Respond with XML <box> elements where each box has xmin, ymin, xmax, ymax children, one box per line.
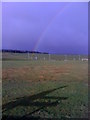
<box><xmin>2</xmin><ymin>60</ymin><xmax>88</xmax><ymax>119</ymax></box>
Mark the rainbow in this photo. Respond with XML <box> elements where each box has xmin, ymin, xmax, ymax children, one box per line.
<box><xmin>33</xmin><ymin>3</ymin><xmax>71</xmax><ymax>51</ymax></box>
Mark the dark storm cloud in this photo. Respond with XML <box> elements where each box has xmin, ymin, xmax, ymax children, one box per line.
<box><xmin>2</xmin><ymin>2</ymin><xmax>88</xmax><ymax>54</ymax></box>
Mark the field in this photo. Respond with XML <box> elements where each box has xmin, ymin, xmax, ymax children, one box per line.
<box><xmin>2</xmin><ymin>53</ymin><xmax>88</xmax><ymax>119</ymax></box>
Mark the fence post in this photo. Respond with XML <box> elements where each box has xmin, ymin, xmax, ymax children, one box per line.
<box><xmin>28</xmin><ymin>52</ymin><xmax>29</xmax><ymax>60</ymax></box>
<box><xmin>49</xmin><ymin>54</ymin><xmax>51</xmax><ymax>61</ymax></box>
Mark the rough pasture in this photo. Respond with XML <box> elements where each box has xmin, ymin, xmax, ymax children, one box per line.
<box><xmin>2</xmin><ymin>59</ymin><xmax>88</xmax><ymax>119</ymax></box>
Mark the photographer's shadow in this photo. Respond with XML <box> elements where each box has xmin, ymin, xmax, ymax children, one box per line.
<box><xmin>2</xmin><ymin>85</ymin><xmax>68</xmax><ymax>120</ymax></box>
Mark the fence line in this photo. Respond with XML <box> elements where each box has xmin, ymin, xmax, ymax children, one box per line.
<box><xmin>2</xmin><ymin>52</ymin><xmax>88</xmax><ymax>61</ymax></box>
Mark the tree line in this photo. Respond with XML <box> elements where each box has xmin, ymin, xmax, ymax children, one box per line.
<box><xmin>2</xmin><ymin>49</ymin><xmax>49</xmax><ymax>54</ymax></box>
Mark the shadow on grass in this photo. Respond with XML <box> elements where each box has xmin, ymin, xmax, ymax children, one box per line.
<box><xmin>2</xmin><ymin>85</ymin><xmax>68</xmax><ymax>120</ymax></box>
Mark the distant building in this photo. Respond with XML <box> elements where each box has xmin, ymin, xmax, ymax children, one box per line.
<box><xmin>82</xmin><ymin>58</ymin><xmax>88</xmax><ymax>61</ymax></box>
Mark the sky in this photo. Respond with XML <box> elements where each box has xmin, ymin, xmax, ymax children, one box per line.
<box><xmin>2</xmin><ymin>2</ymin><xmax>88</xmax><ymax>54</ymax></box>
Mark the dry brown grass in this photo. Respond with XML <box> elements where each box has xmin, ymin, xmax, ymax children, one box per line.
<box><xmin>2</xmin><ymin>65</ymin><xmax>71</xmax><ymax>82</ymax></box>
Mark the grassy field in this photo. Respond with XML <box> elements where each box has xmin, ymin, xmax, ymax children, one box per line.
<box><xmin>2</xmin><ymin>58</ymin><xmax>88</xmax><ymax>119</ymax></box>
